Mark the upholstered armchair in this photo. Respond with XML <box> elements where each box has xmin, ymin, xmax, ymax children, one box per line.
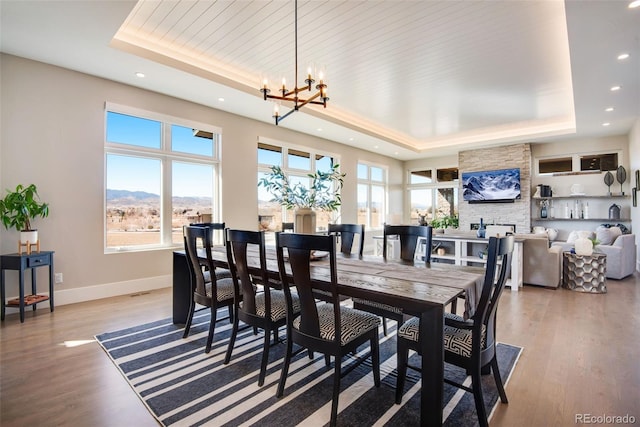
<box><xmin>595</xmin><ymin>234</ymin><xmax>637</xmax><ymax>279</ymax></box>
<box><xmin>516</xmin><ymin>234</ymin><xmax>563</xmax><ymax>288</ymax></box>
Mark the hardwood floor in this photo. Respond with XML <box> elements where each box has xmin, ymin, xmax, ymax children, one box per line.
<box><xmin>1</xmin><ymin>274</ymin><xmax>639</xmax><ymax>426</ymax></box>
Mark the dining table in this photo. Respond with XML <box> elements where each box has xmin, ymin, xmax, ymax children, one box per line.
<box><xmin>172</xmin><ymin>246</ymin><xmax>486</xmax><ymax>426</ymax></box>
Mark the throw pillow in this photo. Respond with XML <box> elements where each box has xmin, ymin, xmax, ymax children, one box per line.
<box><xmin>595</xmin><ymin>226</ymin><xmax>622</xmax><ymax>245</ymax></box>
<box><xmin>566</xmin><ymin>230</ymin><xmax>595</xmax><ymax>244</ymax></box>
<box><xmin>607</xmin><ymin>226</ymin><xmax>622</xmax><ymax>244</ymax></box>
<box><xmin>600</xmin><ymin>223</ymin><xmax>630</xmax><ymax>234</ymax></box>
<box><xmin>596</xmin><ymin>226</ymin><xmax>613</xmax><ymax>245</ymax></box>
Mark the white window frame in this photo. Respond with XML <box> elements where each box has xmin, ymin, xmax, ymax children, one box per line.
<box><xmin>104</xmin><ymin>102</ymin><xmax>222</xmax><ymax>253</ymax></box>
<box><xmin>357</xmin><ymin>161</ymin><xmax>388</xmax><ymax>230</ymax></box>
<box><xmin>257</xmin><ymin>137</ymin><xmax>341</xmax><ymax>227</ymax></box>
<box><xmin>407</xmin><ymin>167</ymin><xmax>459</xmax><ymax>224</ymax></box>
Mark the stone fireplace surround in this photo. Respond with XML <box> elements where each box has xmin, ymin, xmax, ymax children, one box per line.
<box><xmin>458</xmin><ymin>143</ymin><xmax>532</xmax><ymax>233</ymax></box>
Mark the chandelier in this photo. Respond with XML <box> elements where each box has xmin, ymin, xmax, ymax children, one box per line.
<box><xmin>259</xmin><ymin>0</ymin><xmax>329</xmax><ymax>125</ymax></box>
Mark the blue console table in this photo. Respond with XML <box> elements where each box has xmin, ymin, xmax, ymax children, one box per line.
<box><xmin>1</xmin><ymin>251</ymin><xmax>55</xmax><ymax>323</ymax></box>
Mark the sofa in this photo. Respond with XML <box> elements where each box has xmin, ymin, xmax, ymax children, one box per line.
<box><xmin>550</xmin><ymin>226</ymin><xmax>637</xmax><ymax>280</ymax></box>
<box><xmin>515</xmin><ymin>233</ymin><xmax>563</xmax><ymax>288</ymax></box>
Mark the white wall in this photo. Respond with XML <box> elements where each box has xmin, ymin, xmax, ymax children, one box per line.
<box><xmin>530</xmin><ymin>136</ymin><xmax>632</xmax><ymax>240</ymax></box>
<box><xmin>0</xmin><ymin>54</ymin><xmax>403</xmax><ymax>305</ymax></box>
<box><xmin>629</xmin><ymin>119</ymin><xmax>640</xmax><ymax>271</ymax></box>
<box><xmin>531</xmin><ymin>135</ymin><xmax>631</xmax><ymax>196</ymax></box>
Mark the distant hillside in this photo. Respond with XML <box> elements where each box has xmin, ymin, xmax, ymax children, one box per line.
<box><xmin>107</xmin><ymin>189</ymin><xmax>159</xmax><ymax>201</ymax></box>
<box><xmin>106</xmin><ymin>189</ymin><xmax>211</xmax><ymax>207</ymax></box>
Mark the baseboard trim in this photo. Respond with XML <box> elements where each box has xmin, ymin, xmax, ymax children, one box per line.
<box><xmin>2</xmin><ymin>275</ymin><xmax>171</xmax><ymax>313</ymax></box>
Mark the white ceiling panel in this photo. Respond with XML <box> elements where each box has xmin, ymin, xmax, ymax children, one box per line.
<box><xmin>1</xmin><ymin>0</ymin><xmax>638</xmax><ymax>160</ymax></box>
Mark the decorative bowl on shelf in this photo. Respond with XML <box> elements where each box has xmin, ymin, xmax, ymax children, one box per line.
<box><xmin>570</xmin><ymin>184</ymin><xmax>585</xmax><ymax>196</ymax></box>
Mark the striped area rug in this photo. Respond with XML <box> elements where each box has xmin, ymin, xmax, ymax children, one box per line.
<box><xmin>96</xmin><ymin>309</ymin><xmax>522</xmax><ymax>427</ymax></box>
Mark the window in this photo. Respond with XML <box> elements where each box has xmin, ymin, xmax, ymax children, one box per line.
<box><xmin>357</xmin><ymin>163</ymin><xmax>387</xmax><ymax>229</ymax></box>
<box><xmin>408</xmin><ymin>168</ymin><xmax>458</xmax><ymax>224</ymax></box>
<box><xmin>580</xmin><ymin>153</ymin><xmax>618</xmax><ymax>172</ymax></box>
<box><xmin>539</xmin><ymin>157</ymin><xmax>572</xmax><ymax>174</ymax></box>
<box><xmin>436</xmin><ymin>167</ymin><xmax>459</xmax><ymax>182</ymax></box>
<box><xmin>105</xmin><ymin>104</ymin><xmax>221</xmax><ymax>251</ymax></box>
<box><xmin>257</xmin><ymin>140</ymin><xmax>340</xmax><ymax>233</ymax></box>
<box><xmin>538</xmin><ymin>152</ymin><xmax>619</xmax><ymax>175</ymax></box>
<box><xmin>410</xmin><ymin>170</ymin><xmax>432</xmax><ymax>184</ymax></box>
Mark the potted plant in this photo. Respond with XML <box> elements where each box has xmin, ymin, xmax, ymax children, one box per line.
<box><xmin>258</xmin><ymin>164</ymin><xmax>345</xmax><ymax>233</ymax></box>
<box><xmin>429</xmin><ymin>214</ymin><xmax>459</xmax><ymax>231</ymax></box>
<box><xmin>0</xmin><ymin>184</ymin><xmax>49</xmax><ymax>245</ymax></box>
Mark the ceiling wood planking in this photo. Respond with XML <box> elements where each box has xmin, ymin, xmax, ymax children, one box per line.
<box><xmin>156</xmin><ymin>2</ymin><xmax>218</xmax><ymax>48</ymax></box>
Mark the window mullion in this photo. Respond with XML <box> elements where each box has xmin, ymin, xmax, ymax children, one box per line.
<box><xmin>162</xmin><ymin>157</ymin><xmax>173</xmax><ymax>245</ymax></box>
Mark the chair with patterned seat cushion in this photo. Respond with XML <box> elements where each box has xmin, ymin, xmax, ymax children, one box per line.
<box><xmin>189</xmin><ymin>222</ymin><xmax>232</xmax><ymax>280</ymax></box>
<box><xmin>353</xmin><ymin>224</ymin><xmax>432</xmax><ymax>335</ymax></box>
<box><xmin>224</xmin><ymin>229</ymin><xmax>300</xmax><ymax>386</ymax></box>
<box><xmin>395</xmin><ymin>235</ymin><xmax>514</xmax><ymax>427</ymax></box>
<box><xmin>276</xmin><ymin>232</ymin><xmax>381</xmax><ymax>427</ymax></box>
<box><xmin>182</xmin><ymin>225</ymin><xmax>236</xmax><ymax>353</ymax></box>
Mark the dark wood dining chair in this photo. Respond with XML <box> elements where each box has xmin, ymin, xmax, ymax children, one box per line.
<box><xmin>189</xmin><ymin>221</ymin><xmax>225</xmax><ymax>241</ymax></box>
<box><xmin>327</xmin><ymin>223</ymin><xmax>365</xmax><ymax>256</ymax></box>
<box><xmin>353</xmin><ymin>224</ymin><xmax>433</xmax><ymax>335</ymax></box>
<box><xmin>189</xmin><ymin>222</ymin><xmax>231</xmax><ymax>279</ymax></box>
<box><xmin>223</xmin><ymin>229</ymin><xmax>300</xmax><ymax>386</ymax></box>
<box><xmin>275</xmin><ymin>232</ymin><xmax>381</xmax><ymax>427</ymax></box>
<box><xmin>383</xmin><ymin>224</ymin><xmax>432</xmax><ymax>262</ymax></box>
<box><xmin>281</xmin><ymin>222</ymin><xmax>294</xmax><ymax>232</ymax></box>
<box><xmin>182</xmin><ymin>225</ymin><xmax>235</xmax><ymax>353</ymax></box>
<box><xmin>395</xmin><ymin>235</ymin><xmax>515</xmax><ymax>427</ymax></box>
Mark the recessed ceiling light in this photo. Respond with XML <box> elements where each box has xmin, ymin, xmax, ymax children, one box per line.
<box><xmin>218</xmin><ymin>97</ymin><xmax>225</xmax><ymax>102</ymax></box>
<box><xmin>394</xmin><ymin>152</ymin><xmax>398</xmax><ymax>155</ymax></box>
<box><xmin>135</xmin><ymin>72</ymin><xmax>145</xmax><ymax>78</ymax></box>
<box><xmin>602</xmin><ymin>122</ymin><xmax>611</xmax><ymax>127</ymax></box>
<box><xmin>605</xmin><ymin>107</ymin><xmax>614</xmax><ymax>112</ymax></box>
<box><xmin>617</xmin><ymin>53</ymin><xmax>630</xmax><ymax>60</ymax></box>
<box><xmin>349</xmin><ymin>137</ymin><xmax>354</xmax><ymax>141</ymax></box>
<box><xmin>610</xmin><ymin>85</ymin><xmax>621</xmax><ymax>91</ymax></box>
<box><xmin>374</xmin><ymin>145</ymin><xmax>379</xmax><ymax>149</ymax></box>
<box><xmin>629</xmin><ymin>0</ymin><xmax>640</xmax><ymax>9</ymax></box>
<box><xmin>317</xmin><ymin>128</ymin><xmax>322</xmax><ymax>132</ymax></box>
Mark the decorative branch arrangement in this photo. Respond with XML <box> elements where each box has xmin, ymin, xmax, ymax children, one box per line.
<box><xmin>258</xmin><ymin>164</ymin><xmax>345</xmax><ymax>211</ymax></box>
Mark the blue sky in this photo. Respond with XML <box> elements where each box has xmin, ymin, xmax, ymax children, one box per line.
<box><xmin>106</xmin><ymin>112</ymin><xmax>214</xmax><ymax>197</ymax></box>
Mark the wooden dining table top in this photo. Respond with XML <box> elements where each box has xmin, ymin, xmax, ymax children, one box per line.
<box><xmin>207</xmin><ymin>246</ymin><xmax>485</xmax><ymax>319</ymax></box>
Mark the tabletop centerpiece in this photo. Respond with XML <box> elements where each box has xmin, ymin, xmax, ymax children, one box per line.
<box><xmin>259</xmin><ymin>164</ymin><xmax>345</xmax><ymax>234</ymax></box>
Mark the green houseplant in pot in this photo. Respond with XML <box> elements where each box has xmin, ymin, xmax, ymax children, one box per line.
<box><xmin>258</xmin><ymin>164</ymin><xmax>345</xmax><ymax>233</ymax></box>
<box><xmin>429</xmin><ymin>214</ymin><xmax>459</xmax><ymax>231</ymax></box>
<box><xmin>0</xmin><ymin>184</ymin><xmax>49</xmax><ymax>247</ymax></box>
